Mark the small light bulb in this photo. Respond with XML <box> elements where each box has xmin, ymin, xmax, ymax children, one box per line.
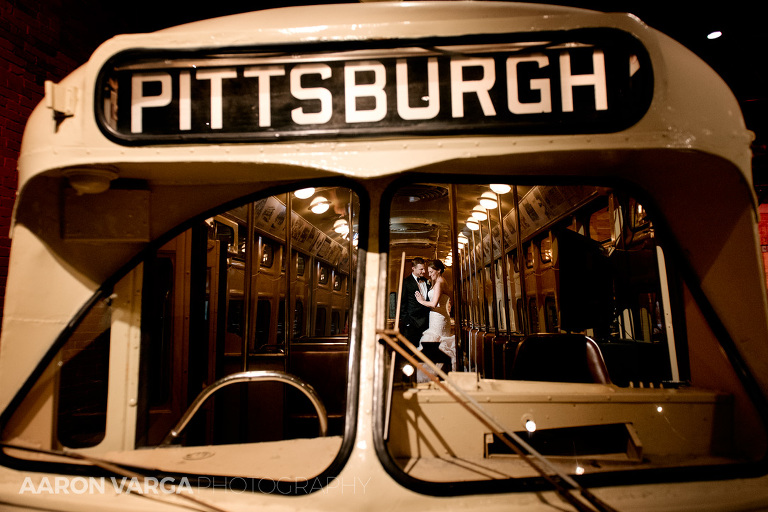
<box><xmin>294</xmin><ymin>187</ymin><xmax>315</xmax><ymax>199</ymax></box>
<box><xmin>525</xmin><ymin>419</ymin><xmax>537</xmax><ymax>433</ymax></box>
<box><xmin>478</xmin><ymin>192</ymin><xmax>498</xmax><ymax>209</ymax></box>
<box><xmin>310</xmin><ymin>196</ymin><xmax>330</xmax><ymax>214</ymax></box>
<box><xmin>656</xmin><ymin>406</ymin><xmax>663</xmax><ymax>413</ymax></box>
<box><xmin>575</xmin><ymin>466</ymin><xmax>585</xmax><ymax>475</ymax></box>
<box><xmin>471</xmin><ymin>205</ymin><xmax>488</xmax><ymax>221</ymax></box>
<box><xmin>402</xmin><ymin>364</ymin><xmax>414</xmax><ymax>377</ymax></box>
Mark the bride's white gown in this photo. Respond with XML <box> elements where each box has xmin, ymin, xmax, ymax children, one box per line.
<box><xmin>417</xmin><ymin>289</ymin><xmax>456</xmax><ymax>381</ymax></box>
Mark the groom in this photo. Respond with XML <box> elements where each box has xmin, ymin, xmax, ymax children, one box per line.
<box><xmin>398</xmin><ymin>257</ymin><xmax>430</xmax><ymax>350</ymax></box>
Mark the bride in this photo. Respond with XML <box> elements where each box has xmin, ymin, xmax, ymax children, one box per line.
<box><xmin>414</xmin><ymin>259</ymin><xmax>456</xmax><ymax>378</ymax></box>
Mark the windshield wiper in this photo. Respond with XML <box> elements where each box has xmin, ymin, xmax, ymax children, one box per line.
<box><xmin>0</xmin><ymin>442</ymin><xmax>229</xmax><ymax>512</ymax></box>
<box><xmin>378</xmin><ymin>330</ymin><xmax>619</xmax><ymax>512</ymax></box>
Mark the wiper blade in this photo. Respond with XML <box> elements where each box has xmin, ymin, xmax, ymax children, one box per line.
<box><xmin>0</xmin><ymin>442</ymin><xmax>229</xmax><ymax>512</ymax></box>
<box><xmin>378</xmin><ymin>330</ymin><xmax>619</xmax><ymax>512</ymax></box>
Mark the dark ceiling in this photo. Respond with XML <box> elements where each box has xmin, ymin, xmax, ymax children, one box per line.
<box><xmin>76</xmin><ymin>0</ymin><xmax>768</xmax><ymax>198</ymax></box>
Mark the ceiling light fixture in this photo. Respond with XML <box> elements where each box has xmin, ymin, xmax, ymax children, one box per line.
<box><xmin>490</xmin><ymin>183</ymin><xmax>511</xmax><ymax>194</ymax></box>
<box><xmin>471</xmin><ymin>205</ymin><xmax>488</xmax><ymax>221</ymax></box>
<box><xmin>309</xmin><ymin>196</ymin><xmax>331</xmax><ymax>214</ymax></box>
<box><xmin>478</xmin><ymin>191</ymin><xmax>498</xmax><ymax>209</ymax></box>
<box><xmin>333</xmin><ymin>218</ymin><xmax>349</xmax><ymax>235</ymax></box>
<box><xmin>294</xmin><ymin>187</ymin><xmax>315</xmax><ymax>199</ymax></box>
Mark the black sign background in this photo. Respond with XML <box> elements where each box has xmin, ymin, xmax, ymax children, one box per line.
<box><xmin>96</xmin><ymin>29</ymin><xmax>653</xmax><ymax>144</ymax></box>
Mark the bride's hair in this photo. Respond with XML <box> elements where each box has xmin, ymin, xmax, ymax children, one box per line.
<box><xmin>429</xmin><ymin>259</ymin><xmax>445</xmax><ymax>274</ymax></box>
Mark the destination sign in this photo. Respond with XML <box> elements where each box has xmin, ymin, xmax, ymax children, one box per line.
<box><xmin>96</xmin><ymin>30</ymin><xmax>653</xmax><ymax>143</ymax></box>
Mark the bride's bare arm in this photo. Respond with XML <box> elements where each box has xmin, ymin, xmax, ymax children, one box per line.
<box><xmin>415</xmin><ymin>279</ymin><xmax>443</xmax><ymax>308</ymax></box>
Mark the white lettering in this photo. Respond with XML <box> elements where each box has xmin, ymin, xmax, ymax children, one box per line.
<box><xmin>38</xmin><ymin>478</ymin><xmax>53</xmax><ymax>494</ymax></box>
<box><xmin>396</xmin><ymin>58</ymin><xmax>440</xmax><ymax>120</ymax></box>
<box><xmin>291</xmin><ymin>64</ymin><xmax>333</xmax><ymax>125</ymax></box>
<box><xmin>507</xmin><ymin>54</ymin><xmax>552</xmax><ymax>114</ymax></box>
<box><xmin>170</xmin><ymin>477</ymin><xmax>194</xmax><ymax>494</ymax></box>
<box><xmin>18</xmin><ymin>477</ymin><xmax>37</xmax><ymax>494</ymax></box>
<box><xmin>143</xmin><ymin>477</ymin><xmax>159</xmax><ymax>494</ymax></box>
<box><xmin>54</xmin><ymin>476</ymin><xmax>70</xmax><ymax>494</ymax></box>
<box><xmin>559</xmin><ymin>50</ymin><xmax>608</xmax><ymax>112</ymax></box>
<box><xmin>450</xmin><ymin>57</ymin><xmax>496</xmax><ymax>118</ymax></box>
<box><xmin>111</xmin><ymin>476</ymin><xmax>128</xmax><ymax>493</ymax></box>
<box><xmin>89</xmin><ymin>477</ymin><xmax>105</xmax><ymax>494</ymax></box>
<box><xmin>128</xmin><ymin>477</ymin><xmax>145</xmax><ymax>494</ymax></box>
<box><xmin>243</xmin><ymin>66</ymin><xmax>286</xmax><ymax>127</ymax></box>
<box><xmin>18</xmin><ymin>476</ymin><xmax>191</xmax><ymax>495</ymax></box>
<box><xmin>69</xmin><ymin>477</ymin><xmax>88</xmax><ymax>494</ymax></box>
<box><xmin>196</xmin><ymin>68</ymin><xmax>238</xmax><ymax>129</ymax></box>
<box><xmin>345</xmin><ymin>61</ymin><xmax>387</xmax><ymax>123</ymax></box>
<box><xmin>131</xmin><ymin>72</ymin><xmax>172</xmax><ymax>133</ymax></box>
<box><xmin>179</xmin><ymin>71</ymin><xmax>191</xmax><ymax>130</ymax></box>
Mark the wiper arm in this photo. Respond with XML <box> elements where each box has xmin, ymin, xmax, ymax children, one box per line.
<box><xmin>378</xmin><ymin>330</ymin><xmax>619</xmax><ymax>512</ymax></box>
<box><xmin>0</xmin><ymin>442</ymin><xmax>229</xmax><ymax>512</ymax></box>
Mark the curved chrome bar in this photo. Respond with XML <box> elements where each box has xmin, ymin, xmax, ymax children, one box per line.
<box><xmin>161</xmin><ymin>370</ymin><xmax>328</xmax><ymax>445</ymax></box>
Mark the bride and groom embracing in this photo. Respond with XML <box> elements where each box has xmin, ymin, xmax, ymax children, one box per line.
<box><xmin>398</xmin><ymin>257</ymin><xmax>457</xmax><ymax>380</ymax></box>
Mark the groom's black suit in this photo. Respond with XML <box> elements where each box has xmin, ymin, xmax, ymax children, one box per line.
<box><xmin>399</xmin><ymin>274</ymin><xmax>430</xmax><ymax>347</ymax></box>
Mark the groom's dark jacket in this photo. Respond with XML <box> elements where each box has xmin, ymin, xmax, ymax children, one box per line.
<box><xmin>399</xmin><ymin>274</ymin><xmax>430</xmax><ymax>345</ymax></box>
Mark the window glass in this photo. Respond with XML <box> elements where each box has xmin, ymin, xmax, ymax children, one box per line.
<box><xmin>5</xmin><ymin>186</ymin><xmax>360</xmax><ymax>487</ymax></box>
<box><xmin>261</xmin><ymin>240</ymin><xmax>275</xmax><ymax>268</ymax></box>
<box><xmin>540</xmin><ymin>237</ymin><xmax>552</xmax><ymax>263</ymax></box>
<box><xmin>294</xmin><ymin>300</ymin><xmax>304</xmax><ymax>337</ymax></box>
<box><xmin>318</xmin><ymin>264</ymin><xmax>329</xmax><ymax>285</ymax></box>
<box><xmin>589</xmin><ymin>204</ymin><xmax>612</xmax><ymax>243</ymax></box>
<box><xmin>380</xmin><ymin>181</ymin><xmax>759</xmax><ymax>490</ymax></box>
<box><xmin>56</xmin><ymin>297</ymin><xmax>112</xmax><ymax>448</ymax></box>
<box><xmin>315</xmin><ymin>307</ymin><xmax>327</xmax><ymax>336</ymax></box>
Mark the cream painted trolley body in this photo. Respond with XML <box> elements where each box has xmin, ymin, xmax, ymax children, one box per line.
<box><xmin>2</xmin><ymin>2</ymin><xmax>768</xmax><ymax>511</ymax></box>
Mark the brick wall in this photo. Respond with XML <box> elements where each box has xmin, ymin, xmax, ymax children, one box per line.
<box><xmin>760</xmin><ymin>204</ymin><xmax>768</xmax><ymax>291</ymax></box>
<box><xmin>0</xmin><ymin>0</ymin><xmax>118</xmax><ymax>324</ymax></box>
<box><xmin>0</xmin><ymin>1</ymin><xmax>256</xmax><ymax>328</ymax></box>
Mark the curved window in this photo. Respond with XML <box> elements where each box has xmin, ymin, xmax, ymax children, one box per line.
<box><xmin>378</xmin><ymin>179</ymin><xmax>766</xmax><ymax>494</ymax></box>
<box><xmin>56</xmin><ymin>299</ymin><xmax>112</xmax><ymax>448</ymax></box>
<box><xmin>318</xmin><ymin>265</ymin><xmax>329</xmax><ymax>285</ymax></box>
<box><xmin>3</xmin><ymin>185</ymin><xmax>362</xmax><ymax>492</ymax></box>
<box><xmin>294</xmin><ymin>300</ymin><xmax>304</xmax><ymax>337</ymax></box>
<box><xmin>261</xmin><ymin>241</ymin><xmax>275</xmax><ymax>268</ymax></box>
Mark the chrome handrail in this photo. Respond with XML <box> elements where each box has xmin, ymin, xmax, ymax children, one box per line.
<box><xmin>161</xmin><ymin>370</ymin><xmax>327</xmax><ymax>445</ymax></box>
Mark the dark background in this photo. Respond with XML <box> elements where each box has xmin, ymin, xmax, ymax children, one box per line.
<box><xmin>1</xmin><ymin>0</ymin><xmax>766</xmax><ymax>322</ymax></box>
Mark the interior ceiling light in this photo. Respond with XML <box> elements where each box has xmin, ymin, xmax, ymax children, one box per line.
<box><xmin>457</xmin><ymin>234</ymin><xmax>469</xmax><ymax>244</ymax></box>
<box><xmin>333</xmin><ymin>218</ymin><xmax>349</xmax><ymax>234</ymax></box>
<box><xmin>295</xmin><ymin>187</ymin><xmax>315</xmax><ymax>199</ymax></box>
<box><xmin>466</xmin><ymin>217</ymin><xmax>480</xmax><ymax>231</ymax></box>
<box><xmin>707</xmin><ymin>30</ymin><xmax>723</xmax><ymax>40</ymax></box>
<box><xmin>479</xmin><ymin>191</ymin><xmax>498</xmax><ymax>209</ymax></box>
<box><xmin>471</xmin><ymin>205</ymin><xmax>488</xmax><ymax>221</ymax></box>
<box><xmin>490</xmin><ymin>183</ymin><xmax>511</xmax><ymax>194</ymax></box>
<box><xmin>310</xmin><ymin>196</ymin><xmax>331</xmax><ymax>214</ymax></box>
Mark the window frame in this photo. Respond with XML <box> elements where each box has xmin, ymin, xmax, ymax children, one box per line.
<box><xmin>0</xmin><ymin>178</ymin><xmax>369</xmax><ymax>495</ymax></box>
<box><xmin>372</xmin><ymin>173</ymin><xmax>768</xmax><ymax>496</ymax></box>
